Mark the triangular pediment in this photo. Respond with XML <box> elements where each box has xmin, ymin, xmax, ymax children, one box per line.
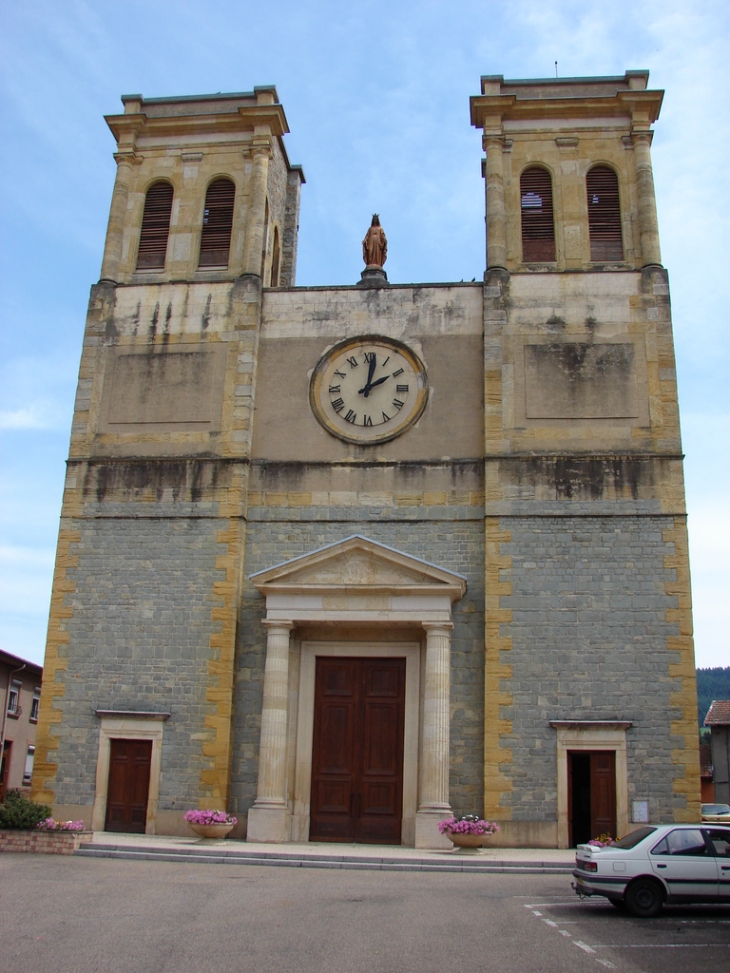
<box><xmin>250</xmin><ymin>535</ymin><xmax>466</xmax><ymax>600</ymax></box>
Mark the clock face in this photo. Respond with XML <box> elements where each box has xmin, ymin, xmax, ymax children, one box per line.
<box><xmin>310</xmin><ymin>336</ymin><xmax>428</xmax><ymax>444</ymax></box>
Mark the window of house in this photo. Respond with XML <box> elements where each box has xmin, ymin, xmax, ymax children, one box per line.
<box><xmin>586</xmin><ymin>165</ymin><xmax>623</xmax><ymax>261</ymax></box>
<box><xmin>136</xmin><ymin>182</ymin><xmax>174</xmax><ymax>271</ymax></box>
<box><xmin>198</xmin><ymin>178</ymin><xmax>235</xmax><ymax>268</ymax></box>
<box><xmin>30</xmin><ymin>687</ymin><xmax>40</xmax><ymax>723</ymax></box>
<box><xmin>23</xmin><ymin>746</ymin><xmax>35</xmax><ymax>785</ymax></box>
<box><xmin>7</xmin><ymin>680</ymin><xmax>21</xmax><ymax>717</ymax></box>
<box><xmin>520</xmin><ymin>167</ymin><xmax>556</xmax><ymax>262</ymax></box>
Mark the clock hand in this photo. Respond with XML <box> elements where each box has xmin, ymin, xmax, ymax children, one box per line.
<box><xmin>365</xmin><ymin>374</ymin><xmax>389</xmax><ymax>391</ymax></box>
<box><xmin>358</xmin><ymin>355</ymin><xmax>378</xmax><ymax>396</ymax></box>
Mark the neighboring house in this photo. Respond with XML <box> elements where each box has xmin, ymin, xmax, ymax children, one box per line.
<box><xmin>32</xmin><ymin>70</ymin><xmax>700</xmax><ymax>849</ymax></box>
<box><xmin>705</xmin><ymin>700</ymin><xmax>730</xmax><ymax>804</ymax></box>
<box><xmin>0</xmin><ymin>650</ymin><xmax>43</xmax><ymax>801</ymax></box>
<box><xmin>699</xmin><ymin>742</ymin><xmax>714</xmax><ymax>803</ymax></box>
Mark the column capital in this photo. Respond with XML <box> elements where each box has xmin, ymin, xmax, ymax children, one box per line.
<box><xmin>422</xmin><ymin>621</ymin><xmax>454</xmax><ymax>633</ymax></box>
<box><xmin>262</xmin><ymin>619</ymin><xmax>294</xmax><ymax>632</ymax></box>
<box><xmin>482</xmin><ymin>133</ymin><xmax>504</xmax><ymax>151</ymax></box>
<box><xmin>113</xmin><ymin>151</ymin><xmax>141</xmax><ymax>167</ymax></box>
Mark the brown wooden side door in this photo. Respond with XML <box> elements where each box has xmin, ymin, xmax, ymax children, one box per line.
<box><xmin>590</xmin><ymin>751</ymin><xmax>616</xmax><ymax>838</ymax></box>
<box><xmin>310</xmin><ymin>657</ymin><xmax>405</xmax><ymax>844</ymax></box>
<box><xmin>105</xmin><ymin>739</ymin><xmax>152</xmax><ymax>833</ymax></box>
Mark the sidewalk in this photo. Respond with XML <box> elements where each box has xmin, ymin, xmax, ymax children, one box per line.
<box><xmin>77</xmin><ymin>831</ymin><xmax>576</xmax><ymax>873</ymax></box>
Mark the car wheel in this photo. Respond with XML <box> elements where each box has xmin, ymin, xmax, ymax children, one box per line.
<box><xmin>609</xmin><ymin>898</ymin><xmax>626</xmax><ymax>910</ymax></box>
<box><xmin>625</xmin><ymin>879</ymin><xmax>664</xmax><ymax>918</ymax></box>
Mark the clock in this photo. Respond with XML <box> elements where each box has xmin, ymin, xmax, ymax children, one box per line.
<box><xmin>309</xmin><ymin>335</ymin><xmax>428</xmax><ymax>444</ymax></box>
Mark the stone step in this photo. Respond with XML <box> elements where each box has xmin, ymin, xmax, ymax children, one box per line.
<box><xmin>75</xmin><ymin>842</ymin><xmax>573</xmax><ymax>874</ymax></box>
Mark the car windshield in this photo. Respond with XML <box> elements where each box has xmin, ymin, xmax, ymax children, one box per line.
<box><xmin>702</xmin><ymin>804</ymin><xmax>730</xmax><ymax>814</ymax></box>
<box><xmin>611</xmin><ymin>826</ymin><xmax>657</xmax><ymax>849</ymax></box>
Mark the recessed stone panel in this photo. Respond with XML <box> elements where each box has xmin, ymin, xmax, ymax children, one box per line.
<box><xmin>100</xmin><ymin>344</ymin><xmax>226</xmax><ymax>432</ymax></box>
<box><xmin>524</xmin><ymin>342</ymin><xmax>638</xmax><ymax>419</ymax></box>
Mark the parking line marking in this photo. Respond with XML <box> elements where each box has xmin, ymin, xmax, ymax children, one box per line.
<box><xmin>531</xmin><ymin>910</ymin><xmax>542</xmax><ymax>916</ymax></box>
<box><xmin>574</xmin><ymin>941</ymin><xmax>596</xmax><ymax>954</ymax></box>
<box><xmin>560</xmin><ymin>929</ymin><xmax>572</xmax><ymax>937</ymax></box>
<box><xmin>595</xmin><ymin>961</ymin><xmax>616</xmax><ymax>969</ymax></box>
<box><xmin>541</xmin><ymin>918</ymin><xmax>559</xmax><ymax>927</ymax></box>
<box><xmin>595</xmin><ymin>943</ymin><xmax>728</xmax><ymax>948</ymax></box>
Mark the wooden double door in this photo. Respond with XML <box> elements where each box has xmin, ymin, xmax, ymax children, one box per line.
<box><xmin>105</xmin><ymin>739</ymin><xmax>152</xmax><ymax>833</ymax></box>
<box><xmin>310</xmin><ymin>657</ymin><xmax>406</xmax><ymax>844</ymax></box>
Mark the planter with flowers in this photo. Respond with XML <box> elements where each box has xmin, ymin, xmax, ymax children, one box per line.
<box><xmin>438</xmin><ymin>814</ymin><xmax>500</xmax><ymax>851</ymax></box>
<box><xmin>0</xmin><ymin>790</ymin><xmax>90</xmax><ymax>855</ymax></box>
<box><xmin>183</xmin><ymin>809</ymin><xmax>238</xmax><ymax>840</ymax></box>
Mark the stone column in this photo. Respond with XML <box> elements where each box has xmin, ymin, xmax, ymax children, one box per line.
<box><xmin>484</xmin><ymin>135</ymin><xmax>507</xmax><ymax>270</ymax></box>
<box><xmin>415</xmin><ymin>622</ymin><xmax>453</xmax><ymax>848</ymax></box>
<box><xmin>246</xmin><ymin>620</ymin><xmax>293</xmax><ymax>842</ymax></box>
<box><xmin>632</xmin><ymin>133</ymin><xmax>662</xmax><ymax>267</ymax></box>
<box><xmin>241</xmin><ymin>142</ymin><xmax>271</xmax><ymax>277</ymax></box>
<box><xmin>99</xmin><ymin>151</ymin><xmax>137</xmax><ymax>283</ymax></box>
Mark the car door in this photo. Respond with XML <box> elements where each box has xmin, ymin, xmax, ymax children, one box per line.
<box><xmin>650</xmin><ymin>828</ymin><xmax>719</xmax><ymax>900</ymax></box>
<box><xmin>704</xmin><ymin>827</ymin><xmax>730</xmax><ymax>901</ymax></box>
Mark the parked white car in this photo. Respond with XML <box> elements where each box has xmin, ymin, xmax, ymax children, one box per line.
<box><xmin>572</xmin><ymin>823</ymin><xmax>730</xmax><ymax>917</ymax></box>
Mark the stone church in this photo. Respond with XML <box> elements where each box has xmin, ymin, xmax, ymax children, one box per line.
<box><xmin>32</xmin><ymin>71</ymin><xmax>701</xmax><ymax>848</ymax></box>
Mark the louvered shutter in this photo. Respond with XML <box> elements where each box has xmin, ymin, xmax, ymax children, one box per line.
<box><xmin>136</xmin><ymin>182</ymin><xmax>173</xmax><ymax>270</ymax></box>
<box><xmin>520</xmin><ymin>168</ymin><xmax>556</xmax><ymax>262</ymax></box>
<box><xmin>198</xmin><ymin>179</ymin><xmax>235</xmax><ymax>268</ymax></box>
<box><xmin>587</xmin><ymin>166</ymin><xmax>623</xmax><ymax>261</ymax></box>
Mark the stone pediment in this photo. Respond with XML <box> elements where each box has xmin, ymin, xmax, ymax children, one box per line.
<box><xmin>250</xmin><ymin>535</ymin><xmax>466</xmax><ymax>601</ymax></box>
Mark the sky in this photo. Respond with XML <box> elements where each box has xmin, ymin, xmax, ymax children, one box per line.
<box><xmin>0</xmin><ymin>0</ymin><xmax>728</xmax><ymax>669</ymax></box>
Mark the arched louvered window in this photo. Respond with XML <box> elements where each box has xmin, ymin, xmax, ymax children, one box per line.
<box><xmin>521</xmin><ymin>167</ymin><xmax>556</xmax><ymax>262</ymax></box>
<box><xmin>136</xmin><ymin>182</ymin><xmax>173</xmax><ymax>271</ymax></box>
<box><xmin>198</xmin><ymin>178</ymin><xmax>235</xmax><ymax>268</ymax></box>
<box><xmin>587</xmin><ymin>166</ymin><xmax>623</xmax><ymax>261</ymax></box>
<box><xmin>270</xmin><ymin>226</ymin><xmax>281</xmax><ymax>286</ymax></box>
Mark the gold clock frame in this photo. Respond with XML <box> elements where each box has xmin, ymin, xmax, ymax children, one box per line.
<box><xmin>309</xmin><ymin>335</ymin><xmax>428</xmax><ymax>445</ymax></box>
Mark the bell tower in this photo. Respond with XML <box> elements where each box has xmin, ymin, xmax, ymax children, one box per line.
<box><xmin>472</xmin><ymin>72</ymin><xmax>699</xmax><ymax>845</ymax></box>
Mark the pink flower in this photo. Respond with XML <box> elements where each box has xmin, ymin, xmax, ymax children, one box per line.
<box><xmin>183</xmin><ymin>809</ymin><xmax>237</xmax><ymax>826</ymax></box>
<box><xmin>438</xmin><ymin>816</ymin><xmax>500</xmax><ymax>836</ymax></box>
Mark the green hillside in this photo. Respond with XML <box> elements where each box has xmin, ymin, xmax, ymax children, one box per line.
<box><xmin>697</xmin><ymin>667</ymin><xmax>730</xmax><ymax>726</ymax></box>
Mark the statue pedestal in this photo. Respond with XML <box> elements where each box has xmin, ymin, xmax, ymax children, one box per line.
<box><xmin>358</xmin><ymin>267</ymin><xmax>389</xmax><ymax>288</ymax></box>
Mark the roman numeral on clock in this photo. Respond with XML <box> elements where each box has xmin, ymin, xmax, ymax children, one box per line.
<box><xmin>344</xmin><ymin>409</ymin><xmax>357</xmax><ymax>424</ymax></box>
<box><xmin>392</xmin><ymin>368</ymin><xmax>404</xmax><ymax>377</ymax></box>
<box><xmin>363</xmin><ymin>415</ymin><xmax>373</xmax><ymax>426</ymax></box>
<box><xmin>396</xmin><ymin>384</ymin><xmax>409</xmax><ymax>394</ymax></box>
<box><xmin>331</xmin><ymin>398</ymin><xmax>344</xmax><ymax>413</ymax></box>
<box><xmin>346</xmin><ymin>356</ymin><xmax>359</xmax><ymax>368</ymax></box>
<box><xmin>334</xmin><ymin>369</ymin><xmax>346</xmax><ymax>379</ymax></box>
<box><xmin>392</xmin><ymin>398</ymin><xmax>404</xmax><ymax>410</ymax></box>
<box><xmin>364</xmin><ymin>352</ymin><xmax>375</xmax><ymax>363</ymax></box>
<box><xmin>328</xmin><ymin>385</ymin><xmax>341</xmax><ymax>394</ymax></box>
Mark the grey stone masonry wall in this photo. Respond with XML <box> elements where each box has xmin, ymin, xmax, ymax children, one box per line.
<box><xmin>52</xmin><ymin>511</ymin><xmax>227</xmax><ymax>810</ymax></box>
<box><xmin>500</xmin><ymin>514</ymin><xmax>682</xmax><ymax>822</ymax></box>
<box><xmin>231</xmin><ymin>516</ymin><xmax>485</xmax><ymax>820</ymax></box>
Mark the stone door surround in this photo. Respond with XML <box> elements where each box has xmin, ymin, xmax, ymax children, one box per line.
<box><xmin>551</xmin><ymin>720</ymin><xmax>632</xmax><ymax>849</ymax></box>
<box><xmin>247</xmin><ymin>535</ymin><xmax>467</xmax><ymax>848</ymax></box>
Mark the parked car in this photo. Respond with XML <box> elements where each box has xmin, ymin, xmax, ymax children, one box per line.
<box><xmin>572</xmin><ymin>823</ymin><xmax>730</xmax><ymax>917</ymax></box>
<box><xmin>701</xmin><ymin>803</ymin><xmax>730</xmax><ymax>822</ymax></box>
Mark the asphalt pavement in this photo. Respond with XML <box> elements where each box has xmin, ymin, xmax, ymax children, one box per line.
<box><xmin>1</xmin><ymin>853</ymin><xmax>728</xmax><ymax>973</ymax></box>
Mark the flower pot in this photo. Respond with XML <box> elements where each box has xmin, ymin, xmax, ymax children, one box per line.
<box><xmin>447</xmin><ymin>832</ymin><xmax>488</xmax><ymax>850</ymax></box>
<box><xmin>188</xmin><ymin>822</ymin><xmax>234</xmax><ymax>840</ymax></box>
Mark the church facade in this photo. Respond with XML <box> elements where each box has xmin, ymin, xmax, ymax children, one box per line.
<box><xmin>32</xmin><ymin>72</ymin><xmax>701</xmax><ymax>848</ymax></box>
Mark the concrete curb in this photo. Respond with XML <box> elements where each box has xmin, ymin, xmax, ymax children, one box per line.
<box><xmin>76</xmin><ymin>841</ymin><xmax>574</xmax><ymax>874</ymax></box>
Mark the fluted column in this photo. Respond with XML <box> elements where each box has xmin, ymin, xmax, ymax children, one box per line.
<box><xmin>414</xmin><ymin>622</ymin><xmax>453</xmax><ymax>848</ymax></box>
<box><xmin>484</xmin><ymin>135</ymin><xmax>507</xmax><ymax>270</ymax></box>
<box><xmin>247</xmin><ymin>620</ymin><xmax>293</xmax><ymax>842</ymax></box>
<box><xmin>241</xmin><ymin>142</ymin><xmax>271</xmax><ymax>276</ymax></box>
<box><xmin>99</xmin><ymin>151</ymin><xmax>138</xmax><ymax>283</ymax></box>
<box><xmin>632</xmin><ymin>133</ymin><xmax>662</xmax><ymax>267</ymax></box>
